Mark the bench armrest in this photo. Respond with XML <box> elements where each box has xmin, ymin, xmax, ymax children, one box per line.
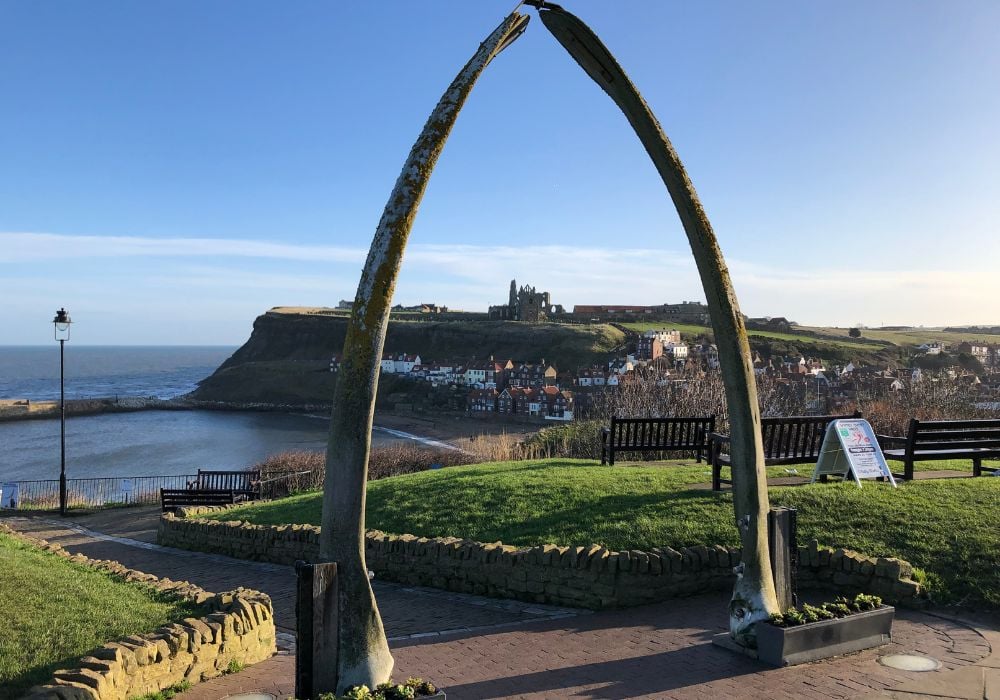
<box><xmin>707</xmin><ymin>432</ymin><xmax>730</xmax><ymax>445</ymax></box>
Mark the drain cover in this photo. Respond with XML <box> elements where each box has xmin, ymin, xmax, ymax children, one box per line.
<box><xmin>224</xmin><ymin>694</ymin><xmax>276</xmax><ymax>700</ymax></box>
<box><xmin>878</xmin><ymin>654</ymin><xmax>942</xmax><ymax>671</ymax></box>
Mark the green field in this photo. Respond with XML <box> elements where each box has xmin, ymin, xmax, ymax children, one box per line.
<box><xmin>0</xmin><ymin>532</ymin><xmax>199</xmax><ymax>700</ymax></box>
<box><xmin>798</xmin><ymin>325</ymin><xmax>1000</xmax><ymax>347</ymax></box>
<box><xmin>619</xmin><ymin>321</ymin><xmax>879</xmax><ymax>351</ymax></box>
<box><xmin>207</xmin><ymin>459</ymin><xmax>999</xmax><ymax>607</ymax></box>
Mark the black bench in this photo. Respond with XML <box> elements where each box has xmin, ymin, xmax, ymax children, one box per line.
<box><xmin>600</xmin><ymin>416</ymin><xmax>716</xmax><ymax>466</ymax></box>
<box><xmin>160</xmin><ymin>488</ymin><xmax>238</xmax><ymax>513</ymax></box>
<box><xmin>879</xmin><ymin>418</ymin><xmax>1000</xmax><ymax>480</ymax></box>
<box><xmin>196</xmin><ymin>469</ymin><xmax>260</xmax><ymax>498</ymax></box>
<box><xmin>709</xmin><ymin>412</ymin><xmax>862</xmax><ymax>491</ymax></box>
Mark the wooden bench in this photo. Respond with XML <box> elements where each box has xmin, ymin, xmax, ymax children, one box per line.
<box><xmin>196</xmin><ymin>469</ymin><xmax>260</xmax><ymax>498</ymax></box>
<box><xmin>709</xmin><ymin>412</ymin><xmax>862</xmax><ymax>491</ymax></box>
<box><xmin>878</xmin><ymin>418</ymin><xmax>1000</xmax><ymax>480</ymax></box>
<box><xmin>600</xmin><ymin>416</ymin><xmax>716</xmax><ymax>466</ymax></box>
<box><xmin>160</xmin><ymin>488</ymin><xmax>238</xmax><ymax>513</ymax></box>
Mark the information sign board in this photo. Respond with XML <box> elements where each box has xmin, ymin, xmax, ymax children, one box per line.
<box><xmin>0</xmin><ymin>483</ymin><xmax>20</xmax><ymax>509</ymax></box>
<box><xmin>813</xmin><ymin>419</ymin><xmax>896</xmax><ymax>487</ymax></box>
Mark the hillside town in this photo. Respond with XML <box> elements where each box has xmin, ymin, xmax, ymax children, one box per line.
<box><xmin>329</xmin><ymin>324</ymin><xmax>1000</xmax><ymax>423</ymax></box>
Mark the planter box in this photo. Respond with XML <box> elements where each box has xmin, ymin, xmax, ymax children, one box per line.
<box><xmin>757</xmin><ymin>606</ymin><xmax>894</xmax><ymax>666</ymax></box>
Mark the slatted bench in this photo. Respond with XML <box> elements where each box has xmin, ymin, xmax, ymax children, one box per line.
<box><xmin>878</xmin><ymin>418</ymin><xmax>1000</xmax><ymax>480</ymax></box>
<box><xmin>196</xmin><ymin>469</ymin><xmax>260</xmax><ymax>499</ymax></box>
<box><xmin>709</xmin><ymin>412</ymin><xmax>862</xmax><ymax>491</ymax></box>
<box><xmin>160</xmin><ymin>488</ymin><xmax>238</xmax><ymax>513</ymax></box>
<box><xmin>600</xmin><ymin>416</ymin><xmax>716</xmax><ymax>466</ymax></box>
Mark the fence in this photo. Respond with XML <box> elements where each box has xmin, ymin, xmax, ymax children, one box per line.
<box><xmin>8</xmin><ymin>474</ymin><xmax>198</xmax><ymax>510</ymax></box>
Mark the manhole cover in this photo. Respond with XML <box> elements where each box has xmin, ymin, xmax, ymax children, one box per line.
<box><xmin>878</xmin><ymin>654</ymin><xmax>942</xmax><ymax>671</ymax></box>
<box><xmin>224</xmin><ymin>694</ymin><xmax>276</xmax><ymax>700</ymax></box>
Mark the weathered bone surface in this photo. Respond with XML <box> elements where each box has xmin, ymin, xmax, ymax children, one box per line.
<box><xmin>318</xmin><ymin>11</ymin><xmax>530</xmax><ymax>693</ymax></box>
<box><xmin>533</xmin><ymin>4</ymin><xmax>779</xmax><ymax>645</ymax></box>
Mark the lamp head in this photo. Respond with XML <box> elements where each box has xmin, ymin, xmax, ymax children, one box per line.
<box><xmin>53</xmin><ymin>308</ymin><xmax>72</xmax><ymax>340</ymax></box>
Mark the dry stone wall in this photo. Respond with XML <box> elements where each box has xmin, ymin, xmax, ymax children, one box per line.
<box><xmin>0</xmin><ymin>524</ymin><xmax>276</xmax><ymax>700</ymax></box>
<box><xmin>160</xmin><ymin>509</ymin><xmax>925</xmax><ymax>609</ymax></box>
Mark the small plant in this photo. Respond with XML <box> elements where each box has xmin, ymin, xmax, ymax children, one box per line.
<box><xmin>822</xmin><ymin>601</ymin><xmax>852</xmax><ymax>618</ymax></box>
<box><xmin>803</xmin><ymin>603</ymin><xmax>835</xmax><ymax>622</ymax></box>
<box><xmin>225</xmin><ymin>658</ymin><xmax>246</xmax><ymax>674</ymax></box>
<box><xmin>766</xmin><ymin>593</ymin><xmax>884</xmax><ymax>627</ymax></box>
<box><xmin>384</xmin><ymin>685</ymin><xmax>415</xmax><ymax>700</ymax></box>
<box><xmin>854</xmin><ymin>593</ymin><xmax>882</xmax><ymax>611</ymax></box>
<box><xmin>342</xmin><ymin>686</ymin><xmax>372</xmax><ymax>700</ymax></box>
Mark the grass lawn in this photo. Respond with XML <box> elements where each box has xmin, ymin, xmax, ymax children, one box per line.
<box><xmin>796</xmin><ymin>325</ymin><xmax>1000</xmax><ymax>347</ymax></box>
<box><xmin>0</xmin><ymin>532</ymin><xmax>200</xmax><ymax>700</ymax></box>
<box><xmin>618</xmin><ymin>321</ymin><xmax>878</xmax><ymax>350</ymax></box>
<box><xmin>209</xmin><ymin>458</ymin><xmax>1000</xmax><ymax>608</ymax></box>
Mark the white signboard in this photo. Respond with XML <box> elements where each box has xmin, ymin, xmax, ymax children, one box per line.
<box><xmin>0</xmin><ymin>483</ymin><xmax>20</xmax><ymax>509</ymax></box>
<box><xmin>813</xmin><ymin>419</ymin><xmax>896</xmax><ymax>487</ymax></box>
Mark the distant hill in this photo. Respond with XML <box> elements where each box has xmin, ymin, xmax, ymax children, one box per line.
<box><xmin>191</xmin><ymin>308</ymin><xmax>626</xmax><ymax>405</ymax></box>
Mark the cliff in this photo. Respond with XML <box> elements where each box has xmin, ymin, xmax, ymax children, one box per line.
<box><xmin>191</xmin><ymin>307</ymin><xmax>626</xmax><ymax>405</ymax></box>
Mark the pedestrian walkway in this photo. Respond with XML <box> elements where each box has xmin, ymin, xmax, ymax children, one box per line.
<box><xmin>4</xmin><ymin>509</ymin><xmax>997</xmax><ymax>699</ymax></box>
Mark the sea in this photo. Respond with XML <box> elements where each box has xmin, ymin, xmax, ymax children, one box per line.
<box><xmin>0</xmin><ymin>346</ymin><xmax>404</xmax><ymax>483</ymax></box>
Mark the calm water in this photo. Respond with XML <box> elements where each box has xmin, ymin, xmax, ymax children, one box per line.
<box><xmin>0</xmin><ymin>346</ymin><xmax>402</xmax><ymax>482</ymax></box>
<box><xmin>0</xmin><ymin>345</ymin><xmax>236</xmax><ymax>400</ymax></box>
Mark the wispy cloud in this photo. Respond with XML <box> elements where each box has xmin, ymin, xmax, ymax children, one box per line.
<box><xmin>0</xmin><ymin>232</ymin><xmax>366</xmax><ymax>264</ymax></box>
<box><xmin>2</xmin><ymin>231</ymin><xmax>998</xmax><ymax>341</ymax></box>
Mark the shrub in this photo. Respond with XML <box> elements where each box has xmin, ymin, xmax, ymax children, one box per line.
<box><xmin>251</xmin><ymin>444</ymin><xmax>476</xmax><ymax>496</ymax></box>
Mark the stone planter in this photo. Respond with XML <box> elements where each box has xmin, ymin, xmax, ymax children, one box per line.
<box><xmin>757</xmin><ymin>606</ymin><xmax>894</xmax><ymax>666</ymax></box>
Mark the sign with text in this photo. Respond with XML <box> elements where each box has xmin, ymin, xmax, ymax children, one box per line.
<box><xmin>0</xmin><ymin>483</ymin><xmax>20</xmax><ymax>509</ymax></box>
<box><xmin>813</xmin><ymin>419</ymin><xmax>896</xmax><ymax>487</ymax></box>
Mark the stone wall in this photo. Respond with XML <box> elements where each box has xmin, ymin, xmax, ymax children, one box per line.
<box><xmin>160</xmin><ymin>508</ymin><xmax>925</xmax><ymax>609</ymax></box>
<box><xmin>1</xmin><ymin>524</ymin><xmax>276</xmax><ymax>700</ymax></box>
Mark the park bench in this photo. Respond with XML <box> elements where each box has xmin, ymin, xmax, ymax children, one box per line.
<box><xmin>878</xmin><ymin>418</ymin><xmax>1000</xmax><ymax>480</ymax></box>
<box><xmin>709</xmin><ymin>412</ymin><xmax>862</xmax><ymax>491</ymax></box>
<box><xmin>160</xmin><ymin>488</ymin><xmax>239</xmax><ymax>513</ymax></box>
<box><xmin>600</xmin><ymin>416</ymin><xmax>716</xmax><ymax>466</ymax></box>
<box><xmin>195</xmin><ymin>469</ymin><xmax>260</xmax><ymax>498</ymax></box>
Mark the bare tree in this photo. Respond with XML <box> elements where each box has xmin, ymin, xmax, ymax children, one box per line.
<box><xmin>530</xmin><ymin>3</ymin><xmax>779</xmax><ymax>644</ymax></box>
<box><xmin>318</xmin><ymin>11</ymin><xmax>530</xmax><ymax>693</ymax></box>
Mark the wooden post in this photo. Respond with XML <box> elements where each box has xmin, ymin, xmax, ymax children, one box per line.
<box><xmin>296</xmin><ymin>561</ymin><xmax>339</xmax><ymax>700</ymax></box>
<box><xmin>768</xmin><ymin>508</ymin><xmax>797</xmax><ymax>611</ymax></box>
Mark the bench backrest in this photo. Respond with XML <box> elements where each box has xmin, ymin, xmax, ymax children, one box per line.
<box><xmin>610</xmin><ymin>416</ymin><xmax>716</xmax><ymax>448</ymax></box>
<box><xmin>196</xmin><ymin>469</ymin><xmax>259</xmax><ymax>492</ymax></box>
<box><xmin>908</xmin><ymin>418</ymin><xmax>1000</xmax><ymax>453</ymax></box>
<box><xmin>759</xmin><ymin>413</ymin><xmax>861</xmax><ymax>460</ymax></box>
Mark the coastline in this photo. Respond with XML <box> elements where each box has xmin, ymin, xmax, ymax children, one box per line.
<box><xmin>0</xmin><ymin>396</ymin><xmax>191</xmax><ymax>423</ymax></box>
<box><xmin>0</xmin><ymin>397</ymin><xmax>540</xmax><ymax>448</ymax></box>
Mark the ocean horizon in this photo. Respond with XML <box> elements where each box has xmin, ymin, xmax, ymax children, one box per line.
<box><xmin>0</xmin><ymin>345</ymin><xmax>237</xmax><ymax>402</ymax></box>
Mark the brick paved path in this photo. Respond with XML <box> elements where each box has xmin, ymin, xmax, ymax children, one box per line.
<box><xmin>4</xmin><ymin>511</ymin><xmax>997</xmax><ymax>700</ymax></box>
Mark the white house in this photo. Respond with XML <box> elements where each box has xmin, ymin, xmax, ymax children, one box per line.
<box><xmin>394</xmin><ymin>354</ymin><xmax>421</xmax><ymax>374</ymax></box>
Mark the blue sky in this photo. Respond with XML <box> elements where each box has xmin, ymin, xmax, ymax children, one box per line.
<box><xmin>2</xmin><ymin>1</ymin><xmax>998</xmax><ymax>344</ymax></box>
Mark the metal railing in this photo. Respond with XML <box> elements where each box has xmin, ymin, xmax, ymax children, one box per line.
<box><xmin>9</xmin><ymin>474</ymin><xmax>198</xmax><ymax>510</ymax></box>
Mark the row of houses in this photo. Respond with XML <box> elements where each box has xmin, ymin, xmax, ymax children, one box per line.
<box><xmin>331</xmin><ymin>353</ymin><xmax>559</xmax><ymax>391</ymax></box>
<box><xmin>468</xmin><ymin>385</ymin><xmax>574</xmax><ymax>420</ymax></box>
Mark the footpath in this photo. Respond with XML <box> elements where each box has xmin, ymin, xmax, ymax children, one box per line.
<box><xmin>4</xmin><ymin>507</ymin><xmax>998</xmax><ymax>700</ymax></box>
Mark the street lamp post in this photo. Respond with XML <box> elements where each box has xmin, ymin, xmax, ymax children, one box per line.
<box><xmin>53</xmin><ymin>308</ymin><xmax>72</xmax><ymax>516</ymax></box>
